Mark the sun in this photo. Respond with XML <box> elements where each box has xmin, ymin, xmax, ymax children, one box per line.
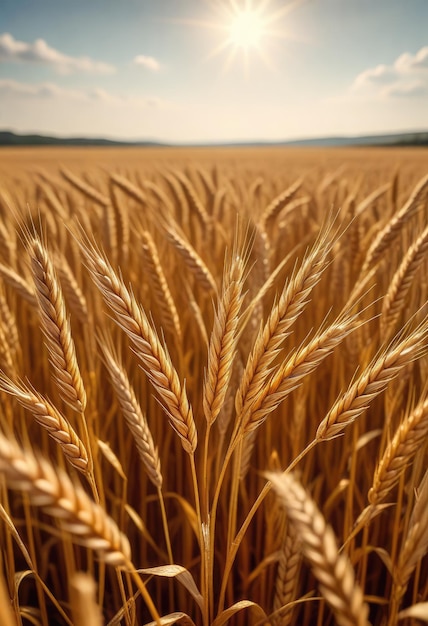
<box><xmin>174</xmin><ymin>1</ymin><xmax>302</xmax><ymax>74</ymax></box>
<box><xmin>228</xmin><ymin>9</ymin><xmax>265</xmax><ymax>50</ymax></box>
<box><xmin>207</xmin><ymin>0</ymin><xmax>301</xmax><ymax>73</ymax></box>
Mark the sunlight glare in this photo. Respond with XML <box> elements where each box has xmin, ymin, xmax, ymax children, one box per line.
<box><xmin>229</xmin><ymin>10</ymin><xmax>263</xmax><ymax>49</ymax></box>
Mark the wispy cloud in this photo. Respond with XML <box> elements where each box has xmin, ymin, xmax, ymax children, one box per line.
<box><xmin>0</xmin><ymin>32</ymin><xmax>115</xmax><ymax>75</ymax></box>
<box><xmin>352</xmin><ymin>45</ymin><xmax>428</xmax><ymax>98</ymax></box>
<box><xmin>0</xmin><ymin>79</ymin><xmax>88</xmax><ymax>99</ymax></box>
<box><xmin>133</xmin><ymin>55</ymin><xmax>162</xmax><ymax>72</ymax></box>
<box><xmin>0</xmin><ymin>79</ymin><xmax>166</xmax><ymax>108</ymax></box>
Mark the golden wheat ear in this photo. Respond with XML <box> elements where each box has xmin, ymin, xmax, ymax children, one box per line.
<box><xmin>268</xmin><ymin>471</ymin><xmax>371</xmax><ymax>626</ymax></box>
<box><xmin>0</xmin><ymin>432</ymin><xmax>130</xmax><ymax>566</ymax></box>
<box><xmin>98</xmin><ymin>332</ymin><xmax>162</xmax><ymax>489</ymax></box>
<box><xmin>28</xmin><ymin>235</ymin><xmax>87</xmax><ymax>413</ymax></box>
<box><xmin>77</xmin><ymin>231</ymin><xmax>197</xmax><ymax>454</ymax></box>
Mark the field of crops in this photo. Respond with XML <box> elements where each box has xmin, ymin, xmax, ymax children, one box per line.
<box><xmin>0</xmin><ymin>146</ymin><xmax>427</xmax><ymax>626</ymax></box>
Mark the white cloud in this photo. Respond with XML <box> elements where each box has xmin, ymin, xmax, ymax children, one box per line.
<box><xmin>395</xmin><ymin>46</ymin><xmax>428</xmax><ymax>72</ymax></box>
<box><xmin>352</xmin><ymin>64</ymin><xmax>395</xmax><ymax>89</ymax></box>
<box><xmin>0</xmin><ymin>79</ymin><xmax>87</xmax><ymax>100</ymax></box>
<box><xmin>385</xmin><ymin>80</ymin><xmax>428</xmax><ymax>98</ymax></box>
<box><xmin>0</xmin><ymin>32</ymin><xmax>115</xmax><ymax>75</ymax></box>
<box><xmin>352</xmin><ymin>45</ymin><xmax>428</xmax><ymax>98</ymax></box>
<box><xmin>133</xmin><ymin>55</ymin><xmax>161</xmax><ymax>72</ymax></box>
<box><xmin>0</xmin><ymin>79</ymin><xmax>166</xmax><ymax>108</ymax></box>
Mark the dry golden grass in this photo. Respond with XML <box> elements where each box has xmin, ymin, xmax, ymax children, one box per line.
<box><xmin>0</xmin><ymin>146</ymin><xmax>427</xmax><ymax>625</ymax></box>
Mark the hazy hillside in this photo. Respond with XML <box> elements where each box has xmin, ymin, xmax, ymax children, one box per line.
<box><xmin>1</xmin><ymin>129</ymin><xmax>427</xmax><ymax>148</ymax></box>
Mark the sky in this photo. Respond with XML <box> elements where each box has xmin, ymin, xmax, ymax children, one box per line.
<box><xmin>0</xmin><ymin>0</ymin><xmax>427</xmax><ymax>143</ymax></box>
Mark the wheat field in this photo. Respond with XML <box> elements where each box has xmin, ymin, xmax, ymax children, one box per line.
<box><xmin>0</xmin><ymin>146</ymin><xmax>427</xmax><ymax>625</ymax></box>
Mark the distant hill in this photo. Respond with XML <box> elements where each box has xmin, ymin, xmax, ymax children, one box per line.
<box><xmin>1</xmin><ymin>129</ymin><xmax>427</xmax><ymax>148</ymax></box>
<box><xmin>0</xmin><ymin>131</ymin><xmax>166</xmax><ymax>147</ymax></box>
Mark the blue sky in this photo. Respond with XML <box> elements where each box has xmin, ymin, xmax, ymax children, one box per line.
<box><xmin>0</xmin><ymin>0</ymin><xmax>427</xmax><ymax>142</ymax></box>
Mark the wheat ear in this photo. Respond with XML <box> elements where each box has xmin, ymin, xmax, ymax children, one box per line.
<box><xmin>0</xmin><ymin>374</ymin><xmax>89</xmax><ymax>474</ymax></box>
<box><xmin>109</xmin><ymin>180</ymin><xmax>130</xmax><ymax>263</ymax></box>
<box><xmin>54</xmin><ymin>252</ymin><xmax>88</xmax><ymax>325</ymax></box>
<box><xmin>0</xmin><ymin>432</ymin><xmax>130</xmax><ymax>566</ymax></box>
<box><xmin>0</xmin><ymin>287</ymin><xmax>19</xmax><ymax>354</ymax></box>
<box><xmin>80</xmin><ymin>237</ymin><xmax>197</xmax><ymax>454</ymax></box>
<box><xmin>362</xmin><ymin>173</ymin><xmax>428</xmax><ymax>273</ymax></box>
<box><xmin>29</xmin><ymin>237</ymin><xmax>87</xmax><ymax>412</ymax></box>
<box><xmin>111</xmin><ymin>173</ymin><xmax>148</xmax><ymax>206</ymax></box>
<box><xmin>260</xmin><ymin>177</ymin><xmax>303</xmax><ymax>228</ymax></box>
<box><xmin>268</xmin><ymin>471</ymin><xmax>371</xmax><ymax>626</ymax></box>
<box><xmin>174</xmin><ymin>170</ymin><xmax>211</xmax><ymax>231</ymax></box>
<box><xmin>368</xmin><ymin>396</ymin><xmax>428</xmax><ymax>505</ymax></box>
<box><xmin>165</xmin><ymin>224</ymin><xmax>217</xmax><ymax>294</ymax></box>
<box><xmin>140</xmin><ymin>229</ymin><xmax>182</xmax><ymax>345</ymax></box>
<box><xmin>0</xmin><ymin>261</ymin><xmax>37</xmax><ymax>306</ymax></box>
<box><xmin>236</xmin><ymin>226</ymin><xmax>332</xmax><ymax>424</ymax></box>
<box><xmin>61</xmin><ymin>168</ymin><xmax>109</xmax><ymax>207</ymax></box>
<box><xmin>37</xmin><ymin>179</ymin><xmax>69</xmax><ymax>220</ymax></box>
<box><xmin>316</xmin><ymin>324</ymin><xmax>428</xmax><ymax>441</ymax></box>
<box><xmin>273</xmin><ymin>523</ymin><xmax>301</xmax><ymax>626</ymax></box>
<box><xmin>203</xmin><ymin>256</ymin><xmax>245</xmax><ymax>426</ymax></box>
<box><xmin>389</xmin><ymin>470</ymin><xmax>428</xmax><ymax>623</ymax></box>
<box><xmin>100</xmin><ymin>338</ymin><xmax>162</xmax><ymax>489</ymax></box>
<box><xmin>381</xmin><ymin>223</ymin><xmax>428</xmax><ymax>336</ymax></box>
<box><xmin>243</xmin><ymin>310</ymin><xmax>357</xmax><ymax>434</ymax></box>
<box><xmin>0</xmin><ymin>322</ymin><xmax>15</xmax><ymax>376</ymax></box>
